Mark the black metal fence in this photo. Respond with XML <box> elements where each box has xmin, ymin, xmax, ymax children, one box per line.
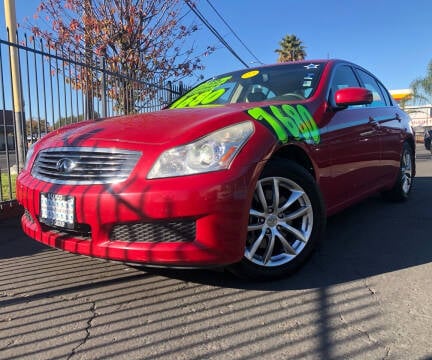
<box><xmin>0</xmin><ymin>33</ymin><xmax>189</xmax><ymax>209</ymax></box>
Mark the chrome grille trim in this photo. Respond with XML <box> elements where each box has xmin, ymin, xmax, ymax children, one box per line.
<box><xmin>32</xmin><ymin>147</ymin><xmax>141</xmax><ymax>184</ymax></box>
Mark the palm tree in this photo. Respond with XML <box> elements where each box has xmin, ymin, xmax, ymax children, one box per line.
<box><xmin>275</xmin><ymin>34</ymin><xmax>306</xmax><ymax>62</ymax></box>
<box><xmin>410</xmin><ymin>60</ymin><xmax>432</xmax><ymax>105</ymax></box>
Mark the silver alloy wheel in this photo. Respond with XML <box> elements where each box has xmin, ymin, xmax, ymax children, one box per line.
<box><xmin>246</xmin><ymin>176</ymin><xmax>314</xmax><ymax>267</ymax></box>
<box><xmin>401</xmin><ymin>148</ymin><xmax>413</xmax><ymax>194</ymax></box>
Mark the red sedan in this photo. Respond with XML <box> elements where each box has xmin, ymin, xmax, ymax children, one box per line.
<box><xmin>16</xmin><ymin>59</ymin><xmax>415</xmax><ymax>280</ymax></box>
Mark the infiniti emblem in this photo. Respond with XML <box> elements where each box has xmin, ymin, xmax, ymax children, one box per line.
<box><xmin>56</xmin><ymin>158</ymin><xmax>76</xmax><ymax>173</ymax></box>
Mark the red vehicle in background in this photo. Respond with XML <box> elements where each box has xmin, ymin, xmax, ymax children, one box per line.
<box><xmin>16</xmin><ymin>59</ymin><xmax>415</xmax><ymax>280</ymax></box>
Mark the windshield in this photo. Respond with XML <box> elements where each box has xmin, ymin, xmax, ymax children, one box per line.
<box><xmin>169</xmin><ymin>62</ymin><xmax>325</xmax><ymax>109</ymax></box>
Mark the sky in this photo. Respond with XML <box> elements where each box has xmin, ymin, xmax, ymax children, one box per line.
<box><xmin>0</xmin><ymin>0</ymin><xmax>431</xmax><ymax>91</ymax></box>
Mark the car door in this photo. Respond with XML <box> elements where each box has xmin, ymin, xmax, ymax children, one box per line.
<box><xmin>355</xmin><ymin>68</ymin><xmax>403</xmax><ymax>181</ymax></box>
<box><xmin>322</xmin><ymin>64</ymin><xmax>382</xmax><ymax>208</ymax></box>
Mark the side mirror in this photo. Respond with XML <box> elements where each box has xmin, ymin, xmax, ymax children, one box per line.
<box><xmin>334</xmin><ymin>87</ymin><xmax>373</xmax><ymax>108</ymax></box>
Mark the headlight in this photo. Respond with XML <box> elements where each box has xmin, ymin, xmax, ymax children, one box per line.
<box><xmin>23</xmin><ymin>145</ymin><xmax>35</xmax><ymax>171</ymax></box>
<box><xmin>147</xmin><ymin>121</ymin><xmax>254</xmax><ymax>179</ymax></box>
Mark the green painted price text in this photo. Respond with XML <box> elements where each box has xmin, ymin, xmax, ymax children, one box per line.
<box><xmin>247</xmin><ymin>104</ymin><xmax>320</xmax><ymax>144</ymax></box>
<box><xmin>170</xmin><ymin>76</ymin><xmax>232</xmax><ymax>109</ymax></box>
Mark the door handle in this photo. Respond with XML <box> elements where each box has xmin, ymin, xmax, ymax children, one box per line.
<box><xmin>395</xmin><ymin>113</ymin><xmax>401</xmax><ymax>122</ymax></box>
<box><xmin>368</xmin><ymin>116</ymin><xmax>379</xmax><ymax>127</ymax></box>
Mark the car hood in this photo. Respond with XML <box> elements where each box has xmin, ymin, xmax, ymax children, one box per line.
<box><xmin>43</xmin><ymin>105</ymin><xmax>255</xmax><ymax>148</ymax></box>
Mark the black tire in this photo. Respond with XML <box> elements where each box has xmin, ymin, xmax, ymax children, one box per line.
<box><xmin>382</xmin><ymin>142</ymin><xmax>414</xmax><ymax>202</ymax></box>
<box><xmin>228</xmin><ymin>160</ymin><xmax>326</xmax><ymax>281</ymax></box>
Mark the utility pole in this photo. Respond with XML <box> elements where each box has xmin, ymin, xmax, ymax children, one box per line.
<box><xmin>3</xmin><ymin>0</ymin><xmax>25</xmax><ymax>170</ymax></box>
<box><xmin>84</xmin><ymin>0</ymin><xmax>94</xmax><ymax>119</ymax></box>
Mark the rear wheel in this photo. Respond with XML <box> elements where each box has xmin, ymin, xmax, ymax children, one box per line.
<box><xmin>382</xmin><ymin>142</ymin><xmax>414</xmax><ymax>201</ymax></box>
<box><xmin>229</xmin><ymin>160</ymin><xmax>326</xmax><ymax>280</ymax></box>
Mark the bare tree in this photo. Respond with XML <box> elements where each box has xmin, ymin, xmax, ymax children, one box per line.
<box><xmin>29</xmin><ymin>0</ymin><xmax>214</xmax><ymax>113</ymax></box>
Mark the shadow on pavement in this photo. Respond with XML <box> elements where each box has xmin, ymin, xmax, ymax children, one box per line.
<box><xmin>3</xmin><ymin>177</ymin><xmax>430</xmax><ymax>292</ymax></box>
<box><xmin>131</xmin><ymin>176</ymin><xmax>432</xmax><ymax>290</ymax></box>
<box><xmin>0</xmin><ymin>217</ymin><xmax>48</xmax><ymax>259</ymax></box>
<box><xmin>1</xmin><ymin>162</ymin><xmax>430</xmax><ymax>360</ymax></box>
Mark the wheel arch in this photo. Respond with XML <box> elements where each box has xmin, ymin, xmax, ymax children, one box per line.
<box><xmin>271</xmin><ymin>144</ymin><xmax>317</xmax><ymax>180</ymax></box>
<box><xmin>229</xmin><ymin>151</ymin><xmax>326</xmax><ymax>280</ymax></box>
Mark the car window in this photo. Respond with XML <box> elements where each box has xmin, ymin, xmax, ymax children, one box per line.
<box><xmin>329</xmin><ymin>65</ymin><xmax>362</xmax><ymax>108</ymax></box>
<box><xmin>356</xmin><ymin>69</ymin><xmax>387</xmax><ymax>107</ymax></box>
<box><xmin>169</xmin><ymin>62</ymin><xmax>325</xmax><ymax>108</ymax></box>
<box><xmin>212</xmin><ymin>81</ymin><xmax>238</xmax><ymax>104</ymax></box>
<box><xmin>331</xmin><ymin>65</ymin><xmax>360</xmax><ymax>91</ymax></box>
<box><xmin>244</xmin><ymin>84</ymin><xmax>276</xmax><ymax>102</ymax></box>
<box><xmin>376</xmin><ymin>81</ymin><xmax>392</xmax><ymax>106</ymax></box>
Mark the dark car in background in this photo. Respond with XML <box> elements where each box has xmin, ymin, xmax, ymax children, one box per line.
<box><xmin>17</xmin><ymin>59</ymin><xmax>416</xmax><ymax>280</ymax></box>
<box><xmin>424</xmin><ymin>129</ymin><xmax>432</xmax><ymax>150</ymax></box>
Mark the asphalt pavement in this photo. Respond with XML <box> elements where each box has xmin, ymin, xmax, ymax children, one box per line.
<box><xmin>1</xmin><ymin>145</ymin><xmax>431</xmax><ymax>360</ymax></box>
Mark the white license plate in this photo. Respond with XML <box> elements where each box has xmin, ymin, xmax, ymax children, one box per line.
<box><xmin>40</xmin><ymin>193</ymin><xmax>75</xmax><ymax>229</ymax></box>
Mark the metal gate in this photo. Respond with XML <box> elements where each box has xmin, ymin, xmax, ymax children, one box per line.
<box><xmin>0</xmin><ymin>33</ymin><xmax>188</xmax><ymax>216</ymax></box>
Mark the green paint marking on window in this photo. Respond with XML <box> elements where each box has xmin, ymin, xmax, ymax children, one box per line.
<box><xmin>170</xmin><ymin>76</ymin><xmax>232</xmax><ymax>109</ymax></box>
<box><xmin>247</xmin><ymin>104</ymin><xmax>320</xmax><ymax>144</ymax></box>
<box><xmin>200</xmin><ymin>88</ymin><xmax>226</xmax><ymax>105</ymax></box>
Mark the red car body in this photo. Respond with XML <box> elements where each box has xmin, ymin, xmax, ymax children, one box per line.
<box><xmin>17</xmin><ymin>60</ymin><xmax>415</xmax><ymax>279</ymax></box>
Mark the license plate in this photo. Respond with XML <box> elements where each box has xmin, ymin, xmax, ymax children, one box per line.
<box><xmin>40</xmin><ymin>193</ymin><xmax>75</xmax><ymax>229</ymax></box>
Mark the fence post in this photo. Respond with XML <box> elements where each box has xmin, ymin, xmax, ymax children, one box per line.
<box><xmin>101</xmin><ymin>57</ymin><xmax>107</xmax><ymax>118</ymax></box>
<box><xmin>3</xmin><ymin>0</ymin><xmax>25</xmax><ymax>170</ymax></box>
<box><xmin>167</xmin><ymin>81</ymin><xmax>172</xmax><ymax>104</ymax></box>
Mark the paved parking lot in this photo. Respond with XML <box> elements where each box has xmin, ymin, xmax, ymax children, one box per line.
<box><xmin>1</xmin><ymin>145</ymin><xmax>431</xmax><ymax>360</ymax></box>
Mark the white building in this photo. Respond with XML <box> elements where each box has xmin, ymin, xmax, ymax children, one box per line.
<box><xmin>389</xmin><ymin>89</ymin><xmax>432</xmax><ymax>132</ymax></box>
<box><xmin>405</xmin><ymin>105</ymin><xmax>432</xmax><ymax>129</ymax></box>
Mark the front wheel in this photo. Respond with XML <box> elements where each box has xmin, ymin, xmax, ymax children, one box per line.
<box><xmin>229</xmin><ymin>160</ymin><xmax>326</xmax><ymax>281</ymax></box>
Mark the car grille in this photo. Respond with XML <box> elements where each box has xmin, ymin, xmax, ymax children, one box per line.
<box><xmin>110</xmin><ymin>221</ymin><xmax>196</xmax><ymax>243</ymax></box>
<box><xmin>31</xmin><ymin>147</ymin><xmax>141</xmax><ymax>184</ymax></box>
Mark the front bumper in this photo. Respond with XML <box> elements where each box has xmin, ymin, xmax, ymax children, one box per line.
<box><xmin>17</xmin><ymin>165</ymin><xmax>260</xmax><ymax>266</ymax></box>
